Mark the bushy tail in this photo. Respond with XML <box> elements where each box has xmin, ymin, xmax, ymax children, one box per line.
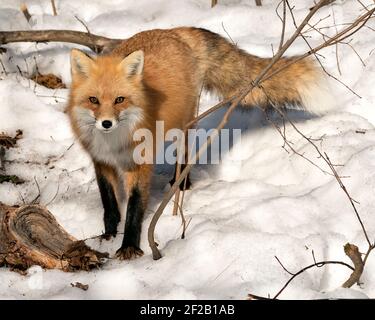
<box><xmin>174</xmin><ymin>27</ymin><xmax>333</xmax><ymax>115</ymax></box>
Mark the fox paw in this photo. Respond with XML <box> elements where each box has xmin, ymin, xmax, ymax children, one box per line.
<box><xmin>115</xmin><ymin>246</ymin><xmax>144</xmax><ymax>260</ymax></box>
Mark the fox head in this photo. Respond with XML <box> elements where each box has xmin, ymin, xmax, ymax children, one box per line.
<box><xmin>69</xmin><ymin>49</ymin><xmax>145</xmax><ymax>134</ymax></box>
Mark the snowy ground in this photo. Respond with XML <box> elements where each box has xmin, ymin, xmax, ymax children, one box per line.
<box><xmin>0</xmin><ymin>0</ymin><xmax>375</xmax><ymax>300</ymax></box>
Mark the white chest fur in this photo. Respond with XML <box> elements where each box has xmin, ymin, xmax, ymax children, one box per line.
<box><xmin>73</xmin><ymin>106</ymin><xmax>143</xmax><ymax>170</ymax></box>
<box><xmin>88</xmin><ymin>128</ymin><xmax>136</xmax><ymax>169</ymax></box>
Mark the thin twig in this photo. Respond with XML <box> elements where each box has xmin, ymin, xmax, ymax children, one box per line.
<box><xmin>273</xmin><ymin>260</ymin><xmax>354</xmax><ymax>299</ymax></box>
<box><xmin>324</xmin><ymin>152</ymin><xmax>371</xmax><ymax>246</ymax></box>
<box><xmin>221</xmin><ymin>22</ymin><xmax>236</xmax><ymax>45</ymax></box>
<box><xmin>275</xmin><ymin>256</ymin><xmax>295</xmax><ymax>276</ymax></box>
<box><xmin>74</xmin><ymin>15</ymin><xmax>90</xmax><ymax>34</ymax></box>
<box><xmin>262</xmin><ymin>99</ymin><xmax>334</xmax><ymax>176</ymax></box>
<box><xmin>31</xmin><ymin>176</ymin><xmax>41</xmax><ymax>204</ymax></box>
<box><xmin>332</xmin><ymin>8</ymin><xmax>342</xmax><ymax>75</ymax></box>
<box><xmin>276</xmin><ymin>0</ymin><xmax>287</xmax><ymax>51</ymax></box>
<box><xmin>262</xmin><ymin>8</ymin><xmax>375</xmax><ymax>83</ymax></box>
<box><xmin>51</xmin><ymin>0</ymin><xmax>57</xmax><ymax>16</ymax></box>
<box><xmin>286</xmin><ymin>0</ymin><xmax>361</xmax><ymax>98</ymax></box>
<box><xmin>45</xmin><ymin>180</ymin><xmax>60</xmax><ymax>207</ymax></box>
<box><xmin>345</xmin><ymin>40</ymin><xmax>366</xmax><ymax>67</ymax></box>
<box><xmin>0</xmin><ymin>57</ymin><xmax>8</xmax><ymax>76</ymax></box>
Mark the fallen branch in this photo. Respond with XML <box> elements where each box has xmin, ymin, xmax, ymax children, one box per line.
<box><xmin>0</xmin><ymin>30</ymin><xmax>121</xmax><ymax>53</ymax></box>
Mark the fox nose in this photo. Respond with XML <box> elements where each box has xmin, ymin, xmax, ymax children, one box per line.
<box><xmin>102</xmin><ymin>120</ymin><xmax>112</xmax><ymax>129</ymax></box>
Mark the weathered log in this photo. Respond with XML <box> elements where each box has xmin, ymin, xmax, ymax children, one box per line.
<box><xmin>0</xmin><ymin>203</ymin><xmax>108</xmax><ymax>272</ymax></box>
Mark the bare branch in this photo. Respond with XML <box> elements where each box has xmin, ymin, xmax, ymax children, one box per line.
<box><xmin>262</xmin><ymin>7</ymin><xmax>375</xmax><ymax>82</ymax></box>
<box><xmin>0</xmin><ymin>30</ymin><xmax>121</xmax><ymax>53</ymax></box>
<box><xmin>332</xmin><ymin>8</ymin><xmax>342</xmax><ymax>75</ymax></box>
<box><xmin>342</xmin><ymin>243</ymin><xmax>364</xmax><ymax>288</ymax></box>
<box><xmin>276</xmin><ymin>0</ymin><xmax>287</xmax><ymax>51</ymax></box>
<box><xmin>51</xmin><ymin>0</ymin><xmax>57</xmax><ymax>16</ymax></box>
<box><xmin>309</xmin><ymin>0</ymin><xmax>336</xmax><ymax>11</ymax></box>
<box><xmin>274</xmin><ymin>260</ymin><xmax>354</xmax><ymax>299</ymax></box>
<box><xmin>249</xmin><ymin>260</ymin><xmax>354</xmax><ymax>300</ymax></box>
<box><xmin>286</xmin><ymin>0</ymin><xmax>362</xmax><ymax>98</ymax></box>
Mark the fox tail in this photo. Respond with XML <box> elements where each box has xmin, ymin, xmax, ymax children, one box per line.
<box><xmin>176</xmin><ymin>27</ymin><xmax>334</xmax><ymax>115</ymax></box>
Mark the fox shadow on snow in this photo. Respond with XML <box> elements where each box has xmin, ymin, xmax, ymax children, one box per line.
<box><xmin>151</xmin><ymin>103</ymin><xmax>316</xmax><ymax>199</ymax></box>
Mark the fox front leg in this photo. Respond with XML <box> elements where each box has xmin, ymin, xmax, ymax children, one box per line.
<box><xmin>116</xmin><ymin>164</ymin><xmax>152</xmax><ymax>260</ymax></box>
<box><xmin>94</xmin><ymin>163</ymin><xmax>121</xmax><ymax>240</ymax></box>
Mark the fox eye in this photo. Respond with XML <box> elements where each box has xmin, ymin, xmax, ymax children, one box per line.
<box><xmin>89</xmin><ymin>96</ymin><xmax>99</xmax><ymax>104</ymax></box>
<box><xmin>114</xmin><ymin>96</ymin><xmax>125</xmax><ymax>104</ymax></box>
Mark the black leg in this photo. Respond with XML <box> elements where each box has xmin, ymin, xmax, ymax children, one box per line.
<box><xmin>96</xmin><ymin>171</ymin><xmax>121</xmax><ymax>239</ymax></box>
<box><xmin>116</xmin><ymin>187</ymin><xmax>144</xmax><ymax>259</ymax></box>
<box><xmin>169</xmin><ymin>162</ymin><xmax>192</xmax><ymax>190</ymax></box>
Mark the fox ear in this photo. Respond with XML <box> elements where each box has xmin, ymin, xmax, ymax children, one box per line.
<box><xmin>70</xmin><ymin>49</ymin><xmax>94</xmax><ymax>77</ymax></box>
<box><xmin>120</xmin><ymin>50</ymin><xmax>144</xmax><ymax>76</ymax></box>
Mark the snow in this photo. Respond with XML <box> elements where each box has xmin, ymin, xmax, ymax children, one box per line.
<box><xmin>0</xmin><ymin>0</ymin><xmax>375</xmax><ymax>300</ymax></box>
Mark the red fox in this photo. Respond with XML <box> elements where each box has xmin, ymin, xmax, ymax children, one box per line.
<box><xmin>66</xmin><ymin>27</ymin><xmax>333</xmax><ymax>260</ymax></box>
